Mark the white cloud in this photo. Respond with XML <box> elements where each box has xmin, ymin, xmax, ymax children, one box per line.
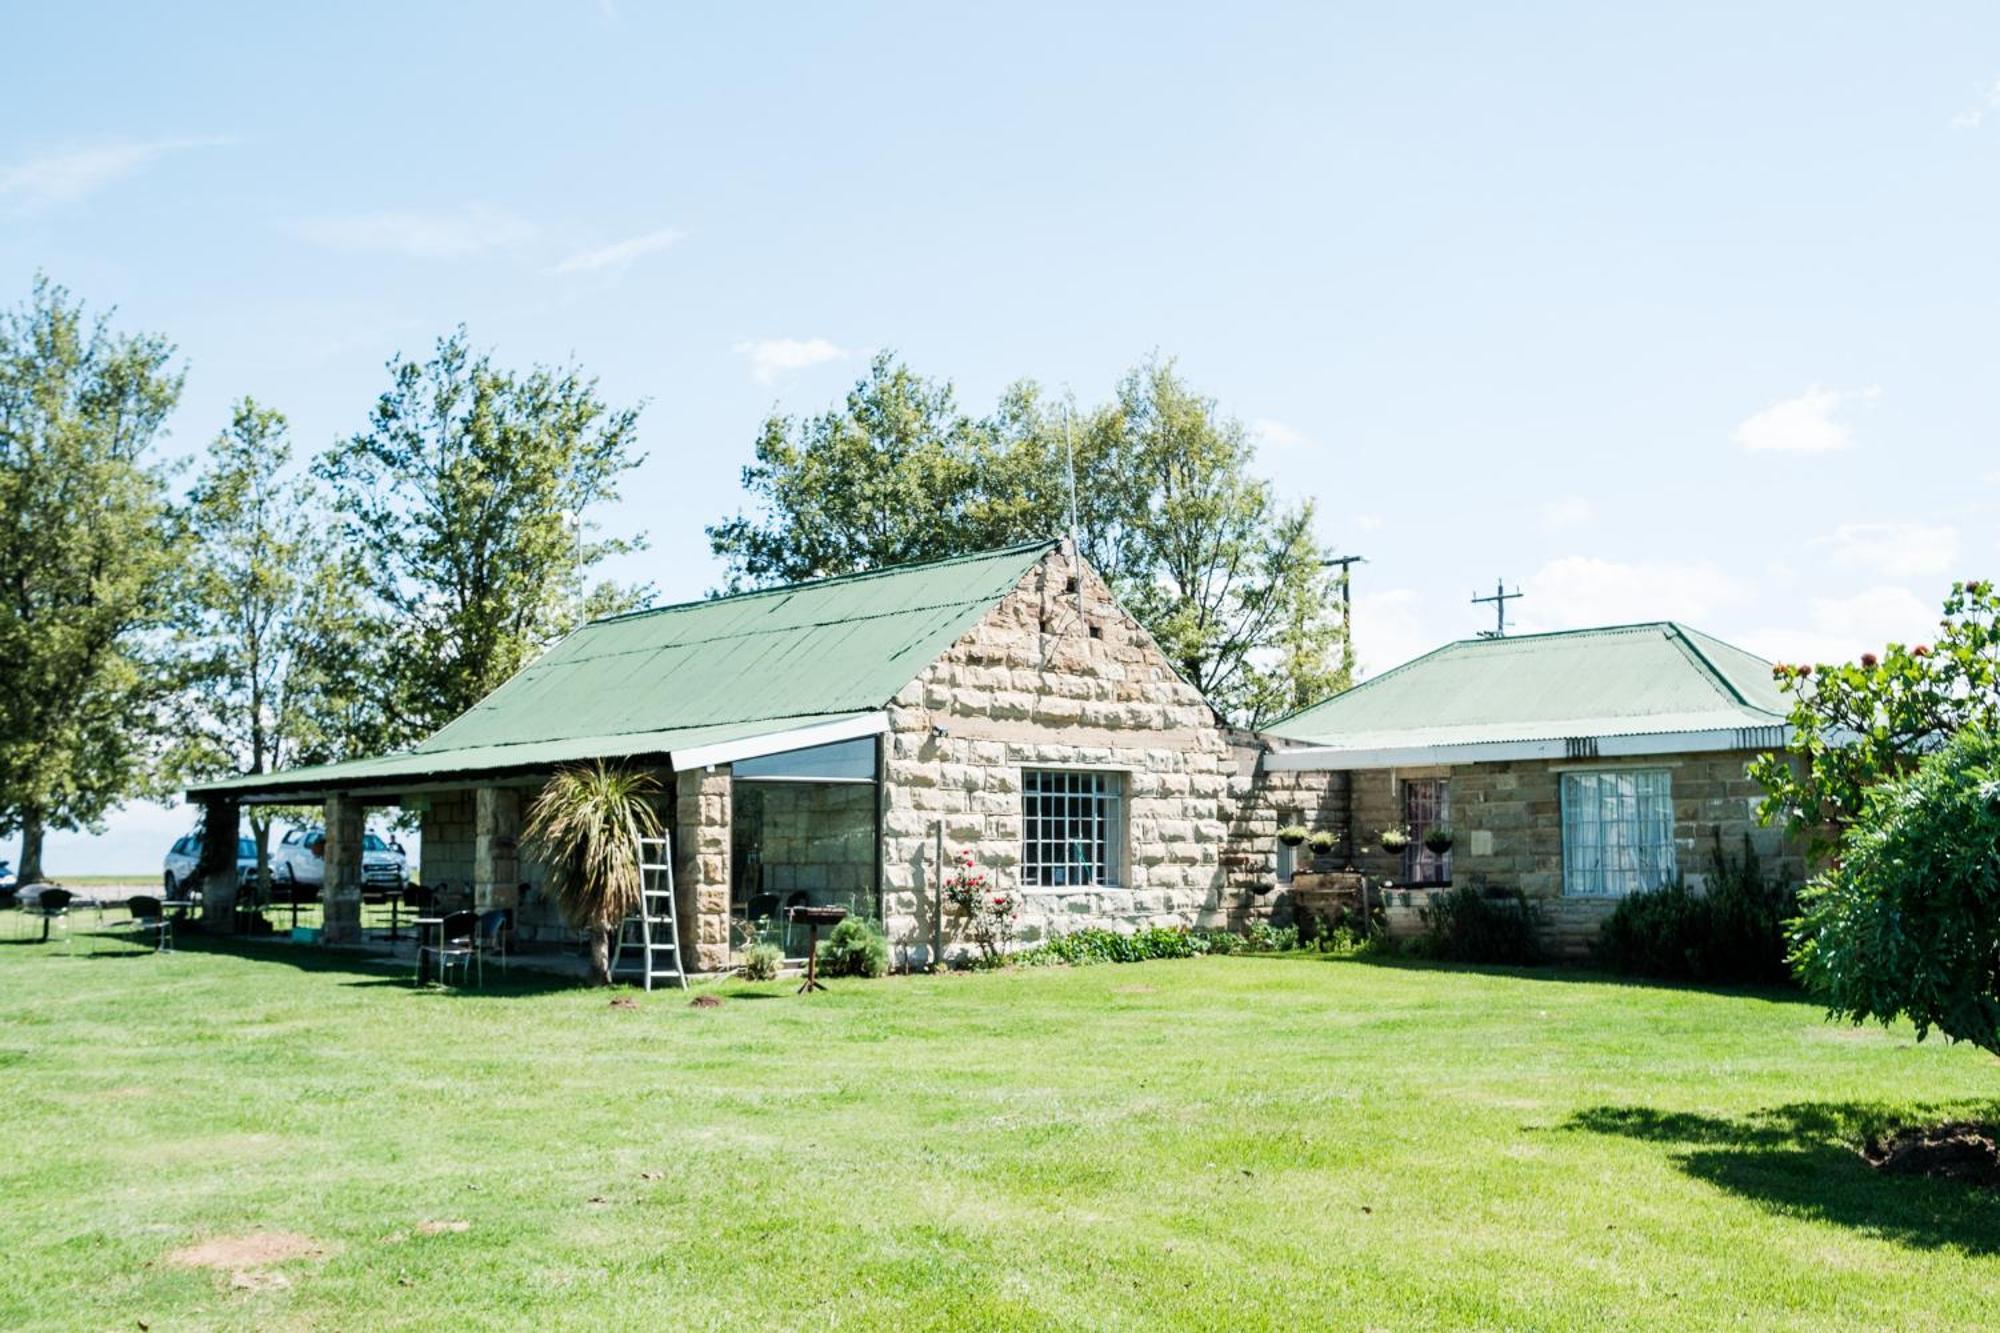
<box><xmin>0</xmin><ymin>136</ymin><xmax>230</xmax><ymax>211</ymax></box>
<box><xmin>1515</xmin><ymin>555</ymin><xmax>1748</xmax><ymax>633</ymax></box>
<box><xmin>295</xmin><ymin>205</ymin><xmax>538</xmax><ymax>259</ymax></box>
<box><xmin>550</xmin><ymin>226</ymin><xmax>684</xmax><ymax>275</ymax></box>
<box><xmin>1733</xmin><ymin>383</ymin><xmax>1878</xmax><ymax>454</ymax></box>
<box><xmin>1741</xmin><ymin>585</ymin><xmax>1940</xmax><ymax>666</ymax></box>
<box><xmin>734</xmin><ymin>337</ymin><xmax>855</xmax><ymax>385</ymax></box>
<box><xmin>1352</xmin><ymin>588</ymin><xmax>1435</xmax><ymax>678</ymax></box>
<box><xmin>1951</xmin><ymin>78</ymin><xmax>2000</xmax><ymax>129</ymax></box>
<box><xmin>1539</xmin><ymin>495</ymin><xmax>1595</xmax><ymax>530</ymax></box>
<box><xmin>1822</xmin><ymin>521</ymin><xmax>1960</xmax><ymax>579</ymax></box>
<box><xmin>1352</xmin><ymin>513</ymin><xmax>1385</xmax><ymax>533</ymax></box>
<box><xmin>1250</xmin><ymin>418</ymin><xmax>1310</xmax><ymax>450</ymax></box>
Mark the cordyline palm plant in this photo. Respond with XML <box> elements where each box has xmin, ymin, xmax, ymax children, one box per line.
<box><xmin>522</xmin><ymin>762</ymin><xmax>662</xmax><ymax>986</ymax></box>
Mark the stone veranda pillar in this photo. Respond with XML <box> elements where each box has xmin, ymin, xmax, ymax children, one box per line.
<box><xmin>322</xmin><ymin>794</ymin><xmax>365</xmax><ymax>944</ymax></box>
<box><xmin>473</xmin><ymin>786</ymin><xmax>522</xmax><ymax>913</ymax></box>
<box><xmin>197</xmin><ymin>796</ymin><xmax>241</xmax><ymax>933</ymax></box>
<box><xmin>674</xmin><ymin>766</ymin><xmax>732</xmax><ymax>972</ymax></box>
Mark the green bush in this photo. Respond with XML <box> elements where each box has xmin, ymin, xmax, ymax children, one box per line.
<box><xmin>1410</xmin><ymin>885</ymin><xmax>1541</xmax><ymax>965</ymax></box>
<box><xmin>1793</xmin><ymin>727</ymin><xmax>2000</xmax><ymax>1054</ymax></box>
<box><xmin>739</xmin><ymin>942</ymin><xmax>784</xmax><ymax>982</ymax></box>
<box><xmin>1011</xmin><ymin>923</ymin><xmax>1299</xmax><ymax>967</ymax></box>
<box><xmin>817</xmin><ymin>918</ymin><xmax>889</xmax><ymax>978</ymax></box>
<box><xmin>1594</xmin><ymin>830</ymin><xmax>1796</xmax><ymax>986</ymax></box>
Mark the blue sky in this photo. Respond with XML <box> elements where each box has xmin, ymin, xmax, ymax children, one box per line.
<box><xmin>6</xmin><ymin>2</ymin><xmax>1998</xmax><ymax>871</ymax></box>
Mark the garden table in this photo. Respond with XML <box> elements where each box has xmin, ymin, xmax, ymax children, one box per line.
<box><xmin>787</xmin><ymin>904</ymin><xmax>848</xmax><ymax>994</ymax></box>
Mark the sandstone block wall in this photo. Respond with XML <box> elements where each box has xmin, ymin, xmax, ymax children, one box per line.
<box><xmin>878</xmin><ymin>547</ymin><xmax>1252</xmax><ymax>965</ymax></box>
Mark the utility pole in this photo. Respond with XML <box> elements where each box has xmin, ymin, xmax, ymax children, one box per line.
<box><xmin>1472</xmin><ymin>578</ymin><xmax>1522</xmax><ymax>638</ymax></box>
<box><xmin>1319</xmin><ymin>554</ymin><xmax>1366</xmax><ymax>678</ymax></box>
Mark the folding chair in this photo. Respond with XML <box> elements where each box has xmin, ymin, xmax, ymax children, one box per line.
<box><xmin>421</xmin><ymin>910</ymin><xmax>480</xmax><ymax>987</ymax></box>
<box><xmin>121</xmin><ymin>895</ymin><xmax>173</xmax><ymax>953</ymax></box>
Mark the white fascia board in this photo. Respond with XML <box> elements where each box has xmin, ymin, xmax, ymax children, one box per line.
<box><xmin>1264</xmin><ymin>723</ymin><xmax>1792</xmax><ymax>772</ymax></box>
<box><xmin>669</xmin><ymin>712</ymin><xmax>889</xmax><ymax>771</ymax></box>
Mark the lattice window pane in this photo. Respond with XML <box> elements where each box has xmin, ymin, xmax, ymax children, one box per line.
<box><xmin>1402</xmin><ymin>777</ymin><xmax>1451</xmax><ymax>885</ymax></box>
<box><xmin>1020</xmin><ymin>770</ymin><xmax>1123</xmax><ymax>887</ymax></box>
<box><xmin>1561</xmin><ymin>769</ymin><xmax>1676</xmax><ymax>898</ymax></box>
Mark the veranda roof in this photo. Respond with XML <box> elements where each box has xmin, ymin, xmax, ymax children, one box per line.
<box><xmin>1264</xmin><ymin>622</ymin><xmax>1791</xmax><ymax>770</ymax></box>
<box><xmin>189</xmin><ymin>540</ymin><xmax>1058</xmax><ymax>802</ymax></box>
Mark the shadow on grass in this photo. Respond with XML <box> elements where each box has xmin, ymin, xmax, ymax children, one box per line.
<box><xmin>1317</xmin><ymin>947</ymin><xmax>1814</xmax><ymax>1005</ymax></box>
<box><xmin>1566</xmin><ymin>1101</ymin><xmax>2000</xmax><ymax>1253</ymax></box>
<box><xmin>157</xmin><ymin>931</ymin><xmax>588</xmax><ymax>998</ymax></box>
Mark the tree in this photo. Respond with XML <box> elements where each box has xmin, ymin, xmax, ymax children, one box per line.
<box><xmin>707</xmin><ymin>353</ymin><xmax>992</xmax><ymax>588</ymax></box>
<box><xmin>315</xmin><ymin>330</ymin><xmax>649</xmax><ymax>748</ymax></box>
<box><xmin>707</xmin><ymin>354</ymin><xmax>1346</xmax><ymax>725</ymax></box>
<box><xmin>1791</xmin><ymin>727</ymin><xmax>2000</xmax><ymax>1055</ymax></box>
<box><xmin>521</xmin><ymin>762</ymin><xmax>662</xmax><ymax>985</ymax></box>
<box><xmin>0</xmin><ymin>277</ymin><xmax>183</xmax><ymax>882</ymax></box>
<box><xmin>170</xmin><ymin>399</ymin><xmax>378</xmax><ymax>894</ymax></box>
<box><xmin>1750</xmin><ymin>579</ymin><xmax>2000</xmax><ymax>857</ymax></box>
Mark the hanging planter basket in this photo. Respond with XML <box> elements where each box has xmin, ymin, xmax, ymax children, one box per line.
<box><xmin>1378</xmin><ymin>829</ymin><xmax>1411</xmax><ymax>855</ymax></box>
<box><xmin>1423</xmin><ymin>827</ymin><xmax>1456</xmax><ymax>855</ymax></box>
<box><xmin>1307</xmin><ymin>831</ymin><xmax>1337</xmax><ymax>856</ymax></box>
<box><xmin>1276</xmin><ymin>825</ymin><xmax>1309</xmax><ymax>848</ymax></box>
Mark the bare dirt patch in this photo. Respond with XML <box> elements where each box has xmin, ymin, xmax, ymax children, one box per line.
<box><xmin>690</xmin><ymin>993</ymin><xmax>723</xmax><ymax>1008</ymax></box>
<box><xmin>168</xmin><ymin>1231</ymin><xmax>327</xmax><ymax>1270</ymax></box>
<box><xmin>1862</xmin><ymin>1122</ymin><xmax>2000</xmax><ymax>1189</ymax></box>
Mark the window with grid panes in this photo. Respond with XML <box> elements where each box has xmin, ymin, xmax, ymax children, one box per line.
<box><xmin>1560</xmin><ymin>768</ymin><xmax>1677</xmax><ymax>897</ymax></box>
<box><xmin>1021</xmin><ymin>770</ymin><xmax>1123</xmax><ymax>887</ymax></box>
<box><xmin>1402</xmin><ymin>777</ymin><xmax>1451</xmax><ymax>885</ymax></box>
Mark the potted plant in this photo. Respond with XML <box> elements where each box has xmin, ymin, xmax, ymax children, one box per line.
<box><xmin>1378</xmin><ymin>827</ymin><xmax>1411</xmax><ymax>855</ymax></box>
<box><xmin>1423</xmin><ymin>825</ymin><xmax>1456</xmax><ymax>855</ymax></box>
<box><xmin>1276</xmin><ymin>824</ymin><xmax>1309</xmax><ymax>848</ymax></box>
<box><xmin>1307</xmin><ymin>830</ymin><xmax>1337</xmax><ymax>857</ymax></box>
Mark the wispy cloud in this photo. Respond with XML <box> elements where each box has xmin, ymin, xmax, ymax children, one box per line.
<box><xmin>294</xmin><ymin>205</ymin><xmax>538</xmax><ymax>259</ymax></box>
<box><xmin>1743</xmin><ymin>584</ymin><xmax>1940</xmax><ymax>666</ymax></box>
<box><xmin>550</xmin><ymin>226</ymin><xmax>684</xmax><ymax>275</ymax></box>
<box><xmin>734</xmin><ymin>337</ymin><xmax>855</xmax><ymax>385</ymax></box>
<box><xmin>1733</xmin><ymin>383</ymin><xmax>1878</xmax><ymax>454</ymax></box>
<box><xmin>1517</xmin><ymin>555</ymin><xmax>1747</xmax><ymax>633</ymax></box>
<box><xmin>1822</xmin><ymin>521</ymin><xmax>1960</xmax><ymax>579</ymax></box>
<box><xmin>0</xmin><ymin>136</ymin><xmax>230</xmax><ymax>211</ymax></box>
<box><xmin>1951</xmin><ymin>78</ymin><xmax>2000</xmax><ymax>129</ymax></box>
<box><xmin>1250</xmin><ymin>418</ymin><xmax>1310</xmax><ymax>450</ymax></box>
<box><xmin>1539</xmin><ymin>495</ymin><xmax>1595</xmax><ymax>530</ymax></box>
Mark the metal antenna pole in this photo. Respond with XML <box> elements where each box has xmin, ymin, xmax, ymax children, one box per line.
<box><xmin>1061</xmin><ymin>396</ymin><xmax>1080</xmax><ymax>552</ymax></box>
<box><xmin>1319</xmin><ymin>554</ymin><xmax>1366</xmax><ymax>678</ymax></box>
<box><xmin>1472</xmin><ymin>578</ymin><xmax>1523</xmax><ymax>638</ymax></box>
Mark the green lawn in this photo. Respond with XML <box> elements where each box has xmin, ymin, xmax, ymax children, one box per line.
<box><xmin>2</xmin><ymin>933</ymin><xmax>1996</xmax><ymax>1330</ymax></box>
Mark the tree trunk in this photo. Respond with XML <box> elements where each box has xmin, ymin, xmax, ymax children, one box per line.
<box><xmin>18</xmin><ymin>813</ymin><xmax>44</xmax><ymax>885</ymax></box>
<box><xmin>589</xmin><ymin>924</ymin><xmax>612</xmax><ymax>986</ymax></box>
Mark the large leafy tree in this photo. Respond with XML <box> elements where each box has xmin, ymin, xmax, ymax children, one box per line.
<box><xmin>0</xmin><ymin>277</ymin><xmax>183</xmax><ymax>882</ymax></box>
<box><xmin>708</xmin><ymin>355</ymin><xmax>1345</xmax><ymax>725</ymax></box>
<box><xmin>1751</xmin><ymin>579</ymin><xmax>2000</xmax><ymax>856</ymax></box>
<box><xmin>315</xmin><ymin>330</ymin><xmax>649</xmax><ymax>748</ymax></box>
<box><xmin>1791</xmin><ymin>727</ymin><xmax>2000</xmax><ymax>1055</ymax></box>
<box><xmin>170</xmin><ymin>399</ymin><xmax>380</xmax><ymax>892</ymax></box>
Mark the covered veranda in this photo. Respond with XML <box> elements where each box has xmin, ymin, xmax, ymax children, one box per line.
<box><xmin>184</xmin><ymin>712</ymin><xmax>889</xmax><ymax>977</ymax></box>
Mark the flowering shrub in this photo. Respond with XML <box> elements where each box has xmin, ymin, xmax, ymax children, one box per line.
<box><xmin>944</xmin><ymin>849</ymin><xmax>1017</xmax><ymax>964</ymax></box>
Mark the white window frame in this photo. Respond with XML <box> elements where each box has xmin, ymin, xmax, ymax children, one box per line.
<box><xmin>1560</xmin><ymin>767</ymin><xmax>1677</xmax><ymax>898</ymax></box>
<box><xmin>1020</xmin><ymin>769</ymin><xmax>1124</xmax><ymax>889</ymax></box>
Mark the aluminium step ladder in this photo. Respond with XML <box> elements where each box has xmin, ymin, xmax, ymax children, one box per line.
<box><xmin>609</xmin><ymin>834</ymin><xmax>686</xmax><ymax>991</ymax></box>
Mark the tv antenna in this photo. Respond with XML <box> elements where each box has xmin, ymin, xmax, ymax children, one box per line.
<box><xmin>1472</xmin><ymin>578</ymin><xmax>1522</xmax><ymax>638</ymax></box>
<box><xmin>1061</xmin><ymin>395</ymin><xmax>1080</xmax><ymax>552</ymax></box>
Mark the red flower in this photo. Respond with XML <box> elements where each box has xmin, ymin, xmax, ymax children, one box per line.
<box><xmin>1914</xmin><ymin>644</ymin><xmax>1932</xmax><ymax>657</ymax></box>
<box><xmin>1860</xmin><ymin>652</ymin><xmax>1878</xmax><ymax>668</ymax></box>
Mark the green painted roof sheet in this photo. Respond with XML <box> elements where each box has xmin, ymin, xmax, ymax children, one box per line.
<box><xmin>190</xmin><ymin>541</ymin><xmax>1056</xmax><ymax>798</ymax></box>
<box><xmin>1265</xmin><ymin>622</ymin><xmax>1788</xmax><ymax>751</ymax></box>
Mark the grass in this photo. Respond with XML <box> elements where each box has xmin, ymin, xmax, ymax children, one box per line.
<box><xmin>2</xmin><ymin>934</ymin><xmax>1996</xmax><ymax>1330</ymax></box>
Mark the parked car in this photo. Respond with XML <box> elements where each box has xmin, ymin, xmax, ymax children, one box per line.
<box><xmin>163</xmin><ymin>833</ymin><xmax>258</xmax><ymax>897</ymax></box>
<box><xmin>271</xmin><ymin>827</ymin><xmax>408</xmax><ymax>897</ymax></box>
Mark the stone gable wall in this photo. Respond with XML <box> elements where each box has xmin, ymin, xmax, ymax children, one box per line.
<box><xmin>878</xmin><ymin>546</ymin><xmax>1258</xmax><ymax>964</ymax></box>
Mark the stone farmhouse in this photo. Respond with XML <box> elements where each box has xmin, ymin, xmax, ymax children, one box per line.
<box><xmin>189</xmin><ymin>543</ymin><xmax>1802</xmax><ymax>968</ymax></box>
<box><xmin>1257</xmin><ymin>622</ymin><xmax>1806</xmax><ymax>955</ymax></box>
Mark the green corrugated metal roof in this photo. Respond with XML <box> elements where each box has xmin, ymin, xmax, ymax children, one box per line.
<box><xmin>1265</xmin><ymin>621</ymin><xmax>1787</xmax><ymax>751</ymax></box>
<box><xmin>190</xmin><ymin>541</ymin><xmax>1056</xmax><ymax>798</ymax></box>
